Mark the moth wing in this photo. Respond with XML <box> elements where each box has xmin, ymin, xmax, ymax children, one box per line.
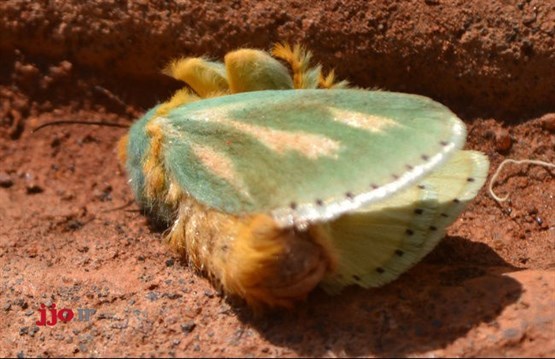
<box><xmin>320</xmin><ymin>150</ymin><xmax>489</xmax><ymax>293</ymax></box>
<box><xmin>157</xmin><ymin>89</ymin><xmax>466</xmax><ymax>227</ymax></box>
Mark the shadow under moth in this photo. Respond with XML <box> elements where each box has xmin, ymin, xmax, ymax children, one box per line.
<box><xmin>116</xmin><ymin>44</ymin><xmax>489</xmax><ymax>308</ymax></box>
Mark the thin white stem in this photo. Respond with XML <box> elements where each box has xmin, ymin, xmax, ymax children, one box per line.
<box><xmin>489</xmin><ymin>159</ymin><xmax>555</xmax><ymax>202</ymax></box>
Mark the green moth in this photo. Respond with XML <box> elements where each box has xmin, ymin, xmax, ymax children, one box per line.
<box><xmin>119</xmin><ymin>44</ymin><xmax>489</xmax><ymax>307</ymax></box>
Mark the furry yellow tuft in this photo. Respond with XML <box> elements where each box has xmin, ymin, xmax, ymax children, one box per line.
<box><xmin>163</xmin><ymin>57</ymin><xmax>229</xmax><ymax>98</ymax></box>
<box><xmin>224</xmin><ymin>49</ymin><xmax>294</xmax><ymax>93</ymax></box>
<box><xmin>143</xmin><ymin>122</ymin><xmax>167</xmax><ymax>199</ymax></box>
<box><xmin>155</xmin><ymin>88</ymin><xmax>200</xmax><ymax>117</ymax></box>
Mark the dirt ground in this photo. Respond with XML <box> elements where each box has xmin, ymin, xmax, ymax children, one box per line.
<box><xmin>1</xmin><ymin>1</ymin><xmax>554</xmax><ymax>357</ymax></box>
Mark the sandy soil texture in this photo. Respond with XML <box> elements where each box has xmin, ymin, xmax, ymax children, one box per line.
<box><xmin>1</xmin><ymin>1</ymin><xmax>554</xmax><ymax>357</ymax></box>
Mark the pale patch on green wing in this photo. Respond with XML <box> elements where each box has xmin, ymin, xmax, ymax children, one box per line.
<box><xmin>185</xmin><ymin>104</ymin><xmax>341</xmax><ymax>160</ymax></box>
<box><xmin>227</xmin><ymin>120</ymin><xmax>341</xmax><ymax>160</ymax></box>
<box><xmin>328</xmin><ymin>107</ymin><xmax>402</xmax><ymax>133</ymax></box>
<box><xmin>185</xmin><ymin>102</ymin><xmax>243</xmax><ymax>123</ymax></box>
<box><xmin>189</xmin><ymin>142</ymin><xmax>251</xmax><ymax>200</ymax></box>
<box><xmin>155</xmin><ymin>116</ymin><xmax>251</xmax><ymax>201</ymax></box>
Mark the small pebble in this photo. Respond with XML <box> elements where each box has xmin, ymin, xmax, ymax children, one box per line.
<box><xmin>494</xmin><ymin>128</ymin><xmax>512</xmax><ymax>152</ymax></box>
<box><xmin>78</xmin><ymin>343</ymin><xmax>88</xmax><ymax>353</ymax></box>
<box><xmin>29</xmin><ymin>326</ymin><xmax>39</xmax><ymax>337</ymax></box>
<box><xmin>66</xmin><ymin>219</ymin><xmax>83</xmax><ymax>231</ymax></box>
<box><xmin>181</xmin><ymin>321</ymin><xmax>196</xmax><ymax>334</ymax></box>
<box><xmin>49</xmin><ymin>60</ymin><xmax>73</xmax><ymax>80</ymax></box>
<box><xmin>146</xmin><ymin>291</ymin><xmax>159</xmax><ymax>301</ymax></box>
<box><xmin>15</xmin><ymin>299</ymin><xmax>28</xmax><ymax>309</ymax></box>
<box><xmin>0</xmin><ymin>172</ymin><xmax>13</xmax><ymax>188</ymax></box>
<box><xmin>23</xmin><ymin>172</ymin><xmax>44</xmax><ymax>194</ymax></box>
<box><xmin>540</xmin><ymin>113</ymin><xmax>555</xmax><ymax>132</ymax></box>
<box><xmin>26</xmin><ymin>183</ymin><xmax>44</xmax><ymax>194</ymax></box>
<box><xmin>15</xmin><ymin>61</ymin><xmax>39</xmax><ymax>79</ymax></box>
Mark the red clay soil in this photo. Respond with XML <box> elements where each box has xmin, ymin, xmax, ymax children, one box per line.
<box><xmin>1</xmin><ymin>1</ymin><xmax>554</xmax><ymax>357</ymax></box>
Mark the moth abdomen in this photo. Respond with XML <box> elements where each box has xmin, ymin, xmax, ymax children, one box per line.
<box><xmin>166</xmin><ymin>197</ymin><xmax>336</xmax><ymax>308</ymax></box>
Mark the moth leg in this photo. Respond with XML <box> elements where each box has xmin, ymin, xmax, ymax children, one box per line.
<box><xmin>163</xmin><ymin>57</ymin><xmax>229</xmax><ymax>98</ymax></box>
<box><xmin>156</xmin><ymin>58</ymin><xmax>230</xmax><ymax>117</ymax></box>
<box><xmin>224</xmin><ymin>49</ymin><xmax>293</xmax><ymax>93</ymax></box>
<box><xmin>271</xmin><ymin>43</ymin><xmax>316</xmax><ymax>89</ymax></box>
<box><xmin>317</xmin><ymin>68</ymin><xmax>349</xmax><ymax>89</ymax></box>
<box><xmin>272</xmin><ymin>43</ymin><xmax>349</xmax><ymax>89</ymax></box>
<box><xmin>167</xmin><ymin>197</ymin><xmax>335</xmax><ymax>308</ymax></box>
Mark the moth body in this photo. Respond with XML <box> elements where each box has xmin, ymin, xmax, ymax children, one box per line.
<box><xmin>120</xmin><ymin>44</ymin><xmax>489</xmax><ymax>308</ymax></box>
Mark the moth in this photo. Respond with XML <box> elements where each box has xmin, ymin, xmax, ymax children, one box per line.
<box><xmin>117</xmin><ymin>44</ymin><xmax>489</xmax><ymax>308</ymax></box>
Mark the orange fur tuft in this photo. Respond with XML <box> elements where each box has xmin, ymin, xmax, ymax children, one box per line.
<box><xmin>166</xmin><ymin>197</ymin><xmax>333</xmax><ymax>308</ymax></box>
<box><xmin>156</xmin><ymin>88</ymin><xmax>200</xmax><ymax>117</ymax></box>
<box><xmin>143</xmin><ymin>122</ymin><xmax>167</xmax><ymax>199</ymax></box>
<box><xmin>117</xmin><ymin>134</ymin><xmax>129</xmax><ymax>166</ymax></box>
<box><xmin>165</xmin><ymin>177</ymin><xmax>183</xmax><ymax>207</ymax></box>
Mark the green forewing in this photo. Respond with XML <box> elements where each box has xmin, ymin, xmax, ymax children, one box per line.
<box><xmin>132</xmin><ymin>89</ymin><xmax>466</xmax><ymax>227</ymax></box>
